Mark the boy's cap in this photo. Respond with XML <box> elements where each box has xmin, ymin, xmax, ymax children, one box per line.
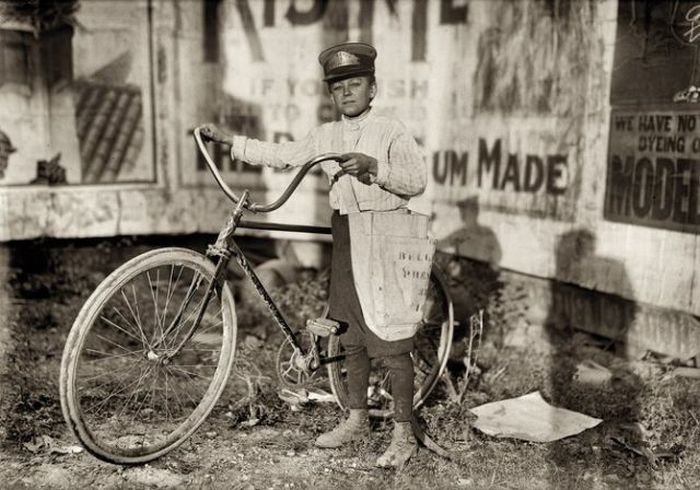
<box><xmin>318</xmin><ymin>42</ymin><xmax>377</xmax><ymax>83</ymax></box>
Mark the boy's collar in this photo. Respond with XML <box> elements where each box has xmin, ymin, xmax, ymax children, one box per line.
<box><xmin>342</xmin><ymin>106</ymin><xmax>373</xmax><ymax>127</ymax></box>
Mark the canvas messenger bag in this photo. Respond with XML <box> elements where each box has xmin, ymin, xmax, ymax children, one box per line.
<box><xmin>348</xmin><ymin>209</ymin><xmax>435</xmax><ymax>341</ymax></box>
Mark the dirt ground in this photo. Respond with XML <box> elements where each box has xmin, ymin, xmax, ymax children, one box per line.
<box><xmin>0</xmin><ymin>236</ymin><xmax>698</xmax><ymax>489</ymax></box>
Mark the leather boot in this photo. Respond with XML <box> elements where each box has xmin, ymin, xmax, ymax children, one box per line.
<box><xmin>376</xmin><ymin>421</ymin><xmax>418</xmax><ymax>468</ymax></box>
<box><xmin>315</xmin><ymin>409</ymin><xmax>369</xmax><ymax>448</ymax></box>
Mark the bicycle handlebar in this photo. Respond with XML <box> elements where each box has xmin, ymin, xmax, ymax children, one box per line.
<box><xmin>193</xmin><ymin>127</ymin><xmax>343</xmax><ymax>213</ymax></box>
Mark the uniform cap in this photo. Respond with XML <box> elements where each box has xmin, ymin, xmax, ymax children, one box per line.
<box><xmin>318</xmin><ymin>42</ymin><xmax>377</xmax><ymax>83</ymax></box>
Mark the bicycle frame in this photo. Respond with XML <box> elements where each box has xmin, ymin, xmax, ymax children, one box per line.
<box><xmin>59</xmin><ymin>128</ymin><xmax>454</xmax><ymax>466</ymax></box>
<box><xmin>175</xmin><ymin>128</ymin><xmax>344</xmax><ymax>372</ymax></box>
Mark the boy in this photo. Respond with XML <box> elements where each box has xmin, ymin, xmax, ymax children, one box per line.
<box><xmin>201</xmin><ymin>42</ymin><xmax>426</xmax><ymax>468</ymax></box>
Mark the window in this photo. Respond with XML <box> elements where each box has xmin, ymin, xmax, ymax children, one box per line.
<box><xmin>40</xmin><ymin>25</ymin><xmax>74</xmax><ymax>88</ymax></box>
<box><xmin>203</xmin><ymin>0</ymin><xmax>221</xmax><ymax>63</ymax></box>
<box><xmin>0</xmin><ymin>30</ymin><xmax>32</xmax><ymax>87</ymax></box>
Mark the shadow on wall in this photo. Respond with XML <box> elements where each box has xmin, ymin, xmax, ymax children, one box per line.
<box><xmin>436</xmin><ymin>197</ymin><xmax>504</xmax><ymax>359</ymax></box>
<box><xmin>545</xmin><ymin>228</ymin><xmax>643</xmax><ymax>488</ymax></box>
<box><xmin>546</xmin><ymin>228</ymin><xmax>638</xmax><ymax>355</ymax></box>
<box><xmin>438</xmin><ymin>197</ymin><xmax>502</xmax><ymax>265</ymax></box>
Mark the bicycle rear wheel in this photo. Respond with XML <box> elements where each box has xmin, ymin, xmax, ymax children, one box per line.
<box><xmin>327</xmin><ymin>265</ymin><xmax>453</xmax><ymax>418</ymax></box>
<box><xmin>60</xmin><ymin>248</ymin><xmax>237</xmax><ymax>464</ymax></box>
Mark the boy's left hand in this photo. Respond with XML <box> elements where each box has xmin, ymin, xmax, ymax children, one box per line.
<box><xmin>339</xmin><ymin>152</ymin><xmax>377</xmax><ymax>185</ymax></box>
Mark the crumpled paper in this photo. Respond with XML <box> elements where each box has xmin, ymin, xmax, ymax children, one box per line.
<box><xmin>470</xmin><ymin>391</ymin><xmax>602</xmax><ymax>443</ymax></box>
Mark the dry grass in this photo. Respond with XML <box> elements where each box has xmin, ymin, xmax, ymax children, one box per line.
<box><xmin>1</xmin><ymin>237</ymin><xmax>698</xmax><ymax>489</ymax></box>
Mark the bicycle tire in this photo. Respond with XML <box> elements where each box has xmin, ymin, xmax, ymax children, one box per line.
<box><xmin>327</xmin><ymin>264</ymin><xmax>454</xmax><ymax>418</ymax></box>
<box><xmin>60</xmin><ymin>248</ymin><xmax>237</xmax><ymax>464</ymax></box>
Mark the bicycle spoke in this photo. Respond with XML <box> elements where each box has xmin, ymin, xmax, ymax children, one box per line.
<box><xmin>160</xmin><ymin>264</ymin><xmax>181</xmax><ymax>329</ymax></box>
<box><xmin>166</xmin><ymin>364</ymin><xmax>214</xmax><ymax>381</ymax></box>
<box><xmin>165</xmin><ymin>369</ymin><xmax>189</xmax><ymax>417</ymax></box>
<box><xmin>94</xmin><ymin>332</ymin><xmax>141</xmax><ymax>356</ymax></box>
<box><xmin>162</xmin><ymin>288</ymin><xmax>212</xmax><ymax>349</ymax></box>
<box><xmin>146</xmin><ymin>270</ymin><xmax>164</xmax><ymax>345</ymax></box>
<box><xmin>121</xmin><ymin>289</ymin><xmax>150</xmax><ymax>349</ymax></box>
<box><xmin>179</xmin><ymin>286</ymin><xmax>220</xmax><ymax>336</ymax></box>
<box><xmin>178</xmin><ymin>347</ymin><xmax>223</xmax><ymax>354</ymax></box>
<box><xmin>164</xmin><ymin>369</ymin><xmax>171</xmax><ymax>423</ymax></box>
<box><xmin>83</xmin><ymin>363</ymin><xmax>150</xmax><ymax>417</ymax></box>
<box><xmin>164</xmin><ymin>366</ymin><xmax>201</xmax><ymax>408</ymax></box>
<box><xmin>99</xmin><ymin>314</ymin><xmax>147</xmax><ymax>346</ymax></box>
<box><xmin>131</xmin><ymin>283</ymin><xmax>145</xmax><ymax>342</ymax></box>
<box><xmin>111</xmin><ymin>305</ymin><xmax>147</xmax><ymax>348</ymax></box>
<box><xmin>115</xmin><ymin>365</ymin><xmax>157</xmax><ymax>419</ymax></box>
<box><xmin>159</xmin><ymin>271</ymin><xmax>204</xmax><ymax>347</ymax></box>
<box><xmin>63</xmin><ymin>251</ymin><xmax>236</xmax><ymax>463</ymax></box>
<box><xmin>78</xmin><ymin>361</ymin><xmax>142</xmax><ymax>384</ymax></box>
<box><xmin>191</xmin><ymin>316</ymin><xmax>224</xmax><ymax>337</ymax></box>
<box><xmin>114</xmin><ymin>365</ymin><xmax>154</xmax><ymax>419</ymax></box>
<box><xmin>128</xmin><ymin>368</ymin><xmax>159</xmax><ymax>426</ymax></box>
<box><xmin>83</xmin><ymin>349</ymin><xmax>142</xmax><ymax>362</ymax></box>
<box><xmin>129</xmin><ymin>379</ymin><xmax>154</xmax><ymax>426</ymax></box>
<box><xmin>170</xmin><ymin>364</ymin><xmax>218</xmax><ymax>369</ymax></box>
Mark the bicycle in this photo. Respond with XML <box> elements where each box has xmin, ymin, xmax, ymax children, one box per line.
<box><xmin>59</xmin><ymin>126</ymin><xmax>455</xmax><ymax>464</ymax></box>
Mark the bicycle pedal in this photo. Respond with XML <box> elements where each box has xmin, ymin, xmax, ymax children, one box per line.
<box><xmin>306</xmin><ymin>317</ymin><xmax>339</xmax><ymax>337</ymax></box>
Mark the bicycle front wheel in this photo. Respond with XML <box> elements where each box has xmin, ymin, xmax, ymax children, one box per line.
<box><xmin>60</xmin><ymin>248</ymin><xmax>237</xmax><ymax>464</ymax></box>
<box><xmin>327</xmin><ymin>265</ymin><xmax>454</xmax><ymax>418</ymax></box>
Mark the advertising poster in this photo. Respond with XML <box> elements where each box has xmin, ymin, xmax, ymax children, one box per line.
<box><xmin>606</xmin><ymin>0</ymin><xmax>700</xmax><ymax>233</ymax></box>
<box><xmin>605</xmin><ymin>108</ymin><xmax>700</xmax><ymax>233</ymax></box>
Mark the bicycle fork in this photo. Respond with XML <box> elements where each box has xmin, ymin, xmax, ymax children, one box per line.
<box><xmin>162</xmin><ymin>192</ymin><xmax>311</xmax><ymax>371</ymax></box>
<box><xmin>159</xmin><ymin>193</ymin><xmax>249</xmax><ymax>360</ymax></box>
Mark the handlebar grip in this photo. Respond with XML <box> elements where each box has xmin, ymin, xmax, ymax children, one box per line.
<box><xmin>193</xmin><ymin>126</ymin><xmax>344</xmax><ymax>213</ymax></box>
<box><xmin>193</xmin><ymin>127</ymin><xmax>241</xmax><ymax>204</ymax></box>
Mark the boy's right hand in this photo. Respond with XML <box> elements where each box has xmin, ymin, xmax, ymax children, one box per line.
<box><xmin>199</xmin><ymin>124</ymin><xmax>232</xmax><ymax>145</ymax></box>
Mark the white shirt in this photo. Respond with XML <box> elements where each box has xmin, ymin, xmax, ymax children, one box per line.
<box><xmin>230</xmin><ymin>109</ymin><xmax>426</xmax><ymax>214</ymax></box>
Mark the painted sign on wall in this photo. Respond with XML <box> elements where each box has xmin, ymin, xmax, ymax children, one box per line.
<box><xmin>182</xmin><ymin>0</ymin><xmax>589</xmax><ymax>223</ymax></box>
<box><xmin>429</xmin><ymin>126</ymin><xmax>577</xmax><ymax>221</ymax></box>
<box><xmin>605</xmin><ymin>108</ymin><xmax>700</xmax><ymax>233</ymax></box>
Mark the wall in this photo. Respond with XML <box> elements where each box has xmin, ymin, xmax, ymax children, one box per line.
<box><xmin>0</xmin><ymin>0</ymin><xmax>698</xmax><ymax>355</ymax></box>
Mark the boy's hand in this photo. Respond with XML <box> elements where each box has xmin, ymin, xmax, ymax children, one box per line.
<box><xmin>339</xmin><ymin>152</ymin><xmax>377</xmax><ymax>185</ymax></box>
<box><xmin>199</xmin><ymin>124</ymin><xmax>232</xmax><ymax>145</ymax></box>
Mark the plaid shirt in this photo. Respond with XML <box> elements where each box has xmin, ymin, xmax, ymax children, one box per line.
<box><xmin>230</xmin><ymin>109</ymin><xmax>426</xmax><ymax>214</ymax></box>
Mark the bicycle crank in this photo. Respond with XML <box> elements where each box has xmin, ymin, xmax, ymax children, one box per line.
<box><xmin>275</xmin><ymin>330</ymin><xmax>320</xmax><ymax>389</ymax></box>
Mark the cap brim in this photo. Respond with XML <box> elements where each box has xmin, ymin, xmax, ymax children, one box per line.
<box><xmin>324</xmin><ymin>68</ymin><xmax>374</xmax><ymax>83</ymax></box>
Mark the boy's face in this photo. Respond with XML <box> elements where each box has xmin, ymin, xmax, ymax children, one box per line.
<box><xmin>328</xmin><ymin>76</ymin><xmax>376</xmax><ymax>117</ymax></box>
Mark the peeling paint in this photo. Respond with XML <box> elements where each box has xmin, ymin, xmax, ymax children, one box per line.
<box><xmin>473</xmin><ymin>0</ymin><xmax>597</xmax><ymax>116</ymax></box>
